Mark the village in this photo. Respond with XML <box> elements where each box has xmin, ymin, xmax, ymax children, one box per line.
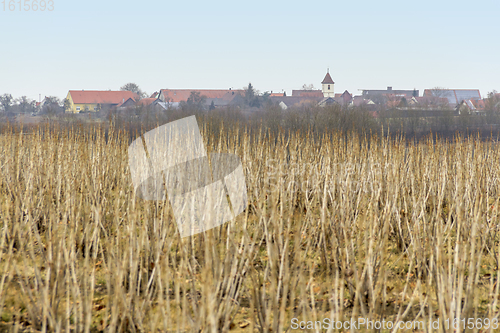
<box><xmin>1</xmin><ymin>71</ymin><xmax>499</xmax><ymax>120</ymax></box>
<box><xmin>3</xmin><ymin>0</ymin><xmax>500</xmax><ymax>330</ymax></box>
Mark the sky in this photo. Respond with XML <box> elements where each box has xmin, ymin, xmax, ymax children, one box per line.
<box><xmin>0</xmin><ymin>0</ymin><xmax>499</xmax><ymax>101</ymax></box>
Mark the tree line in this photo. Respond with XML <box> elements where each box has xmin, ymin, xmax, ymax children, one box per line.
<box><xmin>0</xmin><ymin>94</ymin><xmax>64</xmax><ymax>117</ymax></box>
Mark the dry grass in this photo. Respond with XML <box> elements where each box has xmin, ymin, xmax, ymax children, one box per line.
<box><xmin>0</xmin><ymin>120</ymin><xmax>500</xmax><ymax>332</ymax></box>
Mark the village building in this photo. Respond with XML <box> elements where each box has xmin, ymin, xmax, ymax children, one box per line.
<box><xmin>152</xmin><ymin>89</ymin><xmax>244</xmax><ymax>108</ymax></box>
<box><xmin>65</xmin><ymin>90</ymin><xmax>138</xmax><ymax>113</ymax></box>
<box><xmin>423</xmin><ymin>89</ymin><xmax>481</xmax><ymax>107</ymax></box>
<box><xmin>291</xmin><ymin>90</ymin><xmax>323</xmax><ymax>98</ymax></box>
<box><xmin>321</xmin><ymin>71</ymin><xmax>335</xmax><ymax>98</ymax></box>
<box><xmin>334</xmin><ymin>90</ymin><xmax>353</xmax><ymax>106</ymax></box>
<box><xmin>361</xmin><ymin>87</ymin><xmax>419</xmax><ymax>100</ymax></box>
<box><xmin>272</xmin><ymin>70</ymin><xmax>345</xmax><ymax>109</ymax></box>
<box><xmin>117</xmin><ymin>97</ymin><xmax>169</xmax><ymax>112</ymax></box>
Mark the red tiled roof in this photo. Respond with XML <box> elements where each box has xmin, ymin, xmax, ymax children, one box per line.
<box><xmin>334</xmin><ymin>91</ymin><xmax>353</xmax><ymax>103</ymax></box>
<box><xmin>159</xmin><ymin>89</ymin><xmax>244</xmax><ymax>103</ymax></box>
<box><xmin>136</xmin><ymin>98</ymin><xmax>158</xmax><ymax>106</ymax></box>
<box><xmin>292</xmin><ymin>90</ymin><xmax>323</xmax><ymax>98</ymax></box>
<box><xmin>353</xmin><ymin>96</ymin><xmax>373</xmax><ymax>107</ymax></box>
<box><xmin>69</xmin><ymin>90</ymin><xmax>139</xmax><ymax>105</ymax></box>
<box><xmin>471</xmin><ymin>99</ymin><xmax>485</xmax><ymax>109</ymax></box>
<box><xmin>341</xmin><ymin>90</ymin><xmax>352</xmax><ymax>97</ymax></box>
<box><xmin>423</xmin><ymin>89</ymin><xmax>481</xmax><ymax>105</ymax></box>
<box><xmin>269</xmin><ymin>96</ymin><xmax>323</xmax><ymax>108</ymax></box>
<box><xmin>414</xmin><ymin>96</ymin><xmax>449</xmax><ymax>105</ymax></box>
<box><xmin>321</xmin><ymin>72</ymin><xmax>335</xmax><ymax>84</ymax></box>
<box><xmin>270</xmin><ymin>92</ymin><xmax>285</xmax><ymax>97</ymax></box>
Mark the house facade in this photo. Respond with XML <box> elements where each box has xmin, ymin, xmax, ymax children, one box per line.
<box><xmin>65</xmin><ymin>90</ymin><xmax>139</xmax><ymax>113</ymax></box>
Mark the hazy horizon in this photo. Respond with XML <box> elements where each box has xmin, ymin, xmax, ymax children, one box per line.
<box><xmin>1</xmin><ymin>0</ymin><xmax>499</xmax><ymax>101</ymax></box>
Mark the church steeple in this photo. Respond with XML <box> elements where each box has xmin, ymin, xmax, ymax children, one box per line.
<box><xmin>321</xmin><ymin>69</ymin><xmax>335</xmax><ymax>98</ymax></box>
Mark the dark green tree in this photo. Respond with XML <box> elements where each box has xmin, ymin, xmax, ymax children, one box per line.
<box><xmin>398</xmin><ymin>97</ymin><xmax>408</xmax><ymax>108</ymax></box>
<box><xmin>180</xmin><ymin>91</ymin><xmax>206</xmax><ymax>111</ymax></box>
<box><xmin>244</xmin><ymin>83</ymin><xmax>261</xmax><ymax>108</ymax></box>
<box><xmin>63</xmin><ymin>98</ymin><xmax>72</xmax><ymax>113</ymax></box>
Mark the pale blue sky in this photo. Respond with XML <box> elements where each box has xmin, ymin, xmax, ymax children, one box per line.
<box><xmin>0</xmin><ymin>0</ymin><xmax>499</xmax><ymax>101</ymax></box>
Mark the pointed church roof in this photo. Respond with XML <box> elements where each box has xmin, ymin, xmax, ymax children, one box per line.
<box><xmin>322</xmin><ymin>72</ymin><xmax>335</xmax><ymax>84</ymax></box>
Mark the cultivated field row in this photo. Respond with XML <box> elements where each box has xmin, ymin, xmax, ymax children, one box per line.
<box><xmin>0</xmin><ymin>122</ymin><xmax>499</xmax><ymax>332</ymax></box>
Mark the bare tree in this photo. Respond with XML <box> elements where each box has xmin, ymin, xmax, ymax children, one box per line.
<box><xmin>15</xmin><ymin>96</ymin><xmax>36</xmax><ymax>114</ymax></box>
<box><xmin>40</xmin><ymin>96</ymin><xmax>63</xmax><ymax>117</ymax></box>
<box><xmin>428</xmin><ymin>87</ymin><xmax>451</xmax><ymax>109</ymax></box>
<box><xmin>301</xmin><ymin>84</ymin><xmax>316</xmax><ymax>90</ymax></box>
<box><xmin>120</xmin><ymin>83</ymin><xmax>145</xmax><ymax>100</ymax></box>
<box><xmin>486</xmin><ymin>90</ymin><xmax>500</xmax><ymax>111</ymax></box>
<box><xmin>0</xmin><ymin>93</ymin><xmax>13</xmax><ymax>113</ymax></box>
<box><xmin>429</xmin><ymin>87</ymin><xmax>448</xmax><ymax>98</ymax></box>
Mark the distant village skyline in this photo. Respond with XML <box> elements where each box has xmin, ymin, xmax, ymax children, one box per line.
<box><xmin>54</xmin><ymin>70</ymin><xmax>493</xmax><ymax>115</ymax></box>
<box><xmin>1</xmin><ymin>0</ymin><xmax>499</xmax><ymax>103</ymax></box>
<box><xmin>3</xmin><ymin>69</ymin><xmax>497</xmax><ymax>106</ymax></box>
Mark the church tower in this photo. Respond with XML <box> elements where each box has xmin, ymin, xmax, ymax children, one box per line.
<box><xmin>321</xmin><ymin>69</ymin><xmax>335</xmax><ymax>98</ymax></box>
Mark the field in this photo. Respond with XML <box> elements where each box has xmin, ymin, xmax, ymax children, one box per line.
<box><xmin>1</xmin><ymin>117</ymin><xmax>500</xmax><ymax>332</ymax></box>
